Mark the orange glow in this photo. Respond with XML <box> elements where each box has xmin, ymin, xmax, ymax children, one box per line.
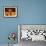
<box><xmin>5</xmin><ymin>8</ymin><xmax>16</xmax><ymax>16</ymax></box>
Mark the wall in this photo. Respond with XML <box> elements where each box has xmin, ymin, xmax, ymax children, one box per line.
<box><xmin>0</xmin><ymin>0</ymin><xmax>18</xmax><ymax>44</ymax></box>
<box><xmin>18</xmin><ymin>0</ymin><xmax>46</xmax><ymax>24</ymax></box>
<box><xmin>0</xmin><ymin>0</ymin><xmax>46</xmax><ymax>45</ymax></box>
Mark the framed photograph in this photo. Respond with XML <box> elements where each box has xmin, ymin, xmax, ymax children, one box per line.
<box><xmin>4</xmin><ymin>7</ymin><xmax>17</xmax><ymax>17</ymax></box>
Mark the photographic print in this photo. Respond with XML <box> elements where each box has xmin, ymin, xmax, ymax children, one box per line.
<box><xmin>4</xmin><ymin>7</ymin><xmax>17</xmax><ymax>17</ymax></box>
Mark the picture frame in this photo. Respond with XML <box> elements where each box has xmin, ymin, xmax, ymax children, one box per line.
<box><xmin>4</xmin><ymin>6</ymin><xmax>17</xmax><ymax>17</ymax></box>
